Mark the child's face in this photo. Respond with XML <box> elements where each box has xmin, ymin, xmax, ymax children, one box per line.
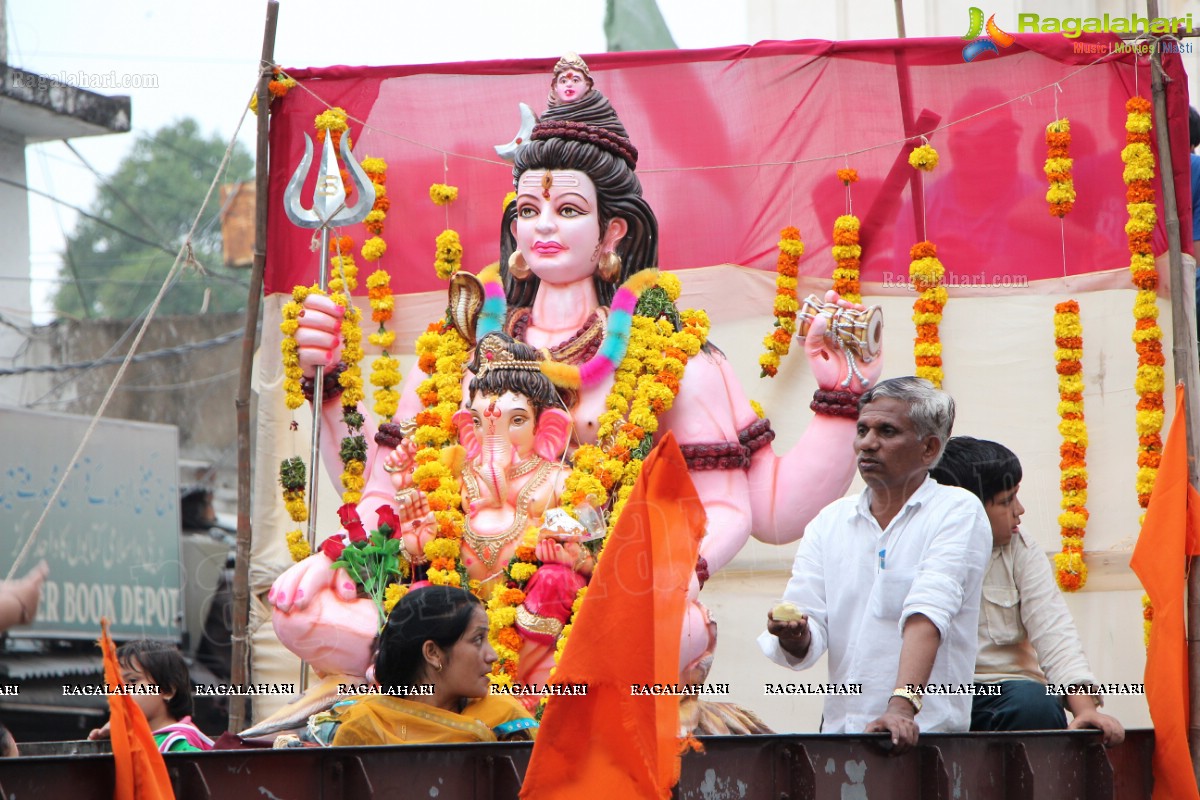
<box><xmin>984</xmin><ymin>484</ymin><xmax>1024</xmax><ymax>547</ymax></box>
<box><xmin>120</xmin><ymin>656</ymin><xmax>171</xmax><ymax>727</ymax></box>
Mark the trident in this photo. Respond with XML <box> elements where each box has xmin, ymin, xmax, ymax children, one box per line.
<box><xmin>284</xmin><ymin>132</ymin><xmax>376</xmax><ymax>548</ymax></box>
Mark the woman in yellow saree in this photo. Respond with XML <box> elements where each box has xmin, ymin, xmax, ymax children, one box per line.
<box><xmin>323</xmin><ymin>586</ymin><xmax>537</xmax><ymax>745</ymax></box>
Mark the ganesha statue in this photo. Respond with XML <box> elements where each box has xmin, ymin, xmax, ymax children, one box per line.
<box><xmin>264</xmin><ymin>52</ymin><xmax>881</xmax><ymax>734</ymax></box>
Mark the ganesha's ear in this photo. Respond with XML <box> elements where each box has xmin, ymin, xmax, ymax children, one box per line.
<box><xmin>534</xmin><ymin>408</ymin><xmax>572</xmax><ymax>462</ymax></box>
<box><xmin>452</xmin><ymin>409</ymin><xmax>480</xmax><ymax>460</ymax></box>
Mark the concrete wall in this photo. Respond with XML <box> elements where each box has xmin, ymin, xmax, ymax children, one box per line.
<box><xmin>8</xmin><ymin>313</ymin><xmax>250</xmax><ymax>508</ymax></box>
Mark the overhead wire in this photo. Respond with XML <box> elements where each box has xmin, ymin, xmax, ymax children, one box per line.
<box><xmin>5</xmin><ymin>82</ymin><xmax>260</xmax><ymax>580</ymax></box>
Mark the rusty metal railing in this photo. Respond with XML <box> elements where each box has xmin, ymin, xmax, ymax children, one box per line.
<box><xmin>0</xmin><ymin>729</ymin><xmax>1154</xmax><ymax>799</ymax></box>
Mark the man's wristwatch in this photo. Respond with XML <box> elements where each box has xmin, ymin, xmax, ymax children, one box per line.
<box><xmin>891</xmin><ymin>687</ymin><xmax>923</xmax><ymax>713</ymax></box>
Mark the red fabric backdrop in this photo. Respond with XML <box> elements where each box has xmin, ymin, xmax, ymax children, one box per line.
<box><xmin>265</xmin><ymin>33</ymin><xmax>1192</xmax><ymax>296</ymax></box>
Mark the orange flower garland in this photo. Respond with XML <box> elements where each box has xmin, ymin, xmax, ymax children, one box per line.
<box><xmin>250</xmin><ymin>70</ymin><xmax>296</xmax><ymax>114</ymax></box>
<box><xmin>909</xmin><ymin>242</ymin><xmax>946</xmax><ymax>388</ymax></box>
<box><xmin>1044</xmin><ymin>119</ymin><xmax>1076</xmax><ymax>217</ymax></box>
<box><xmin>1123</xmin><ymin>95</ymin><xmax>1163</xmax><ymax>646</ymax></box>
<box><xmin>412</xmin><ymin>320</ymin><xmax>470</xmax><ymax>587</ymax></box>
<box><xmin>1122</xmin><ymin>96</ymin><xmax>1164</xmax><ymax>517</ymax></box>
<box><xmin>361</xmin><ymin>157</ymin><xmax>400</xmax><ymax>424</ymax></box>
<box><xmin>758</xmin><ymin>227</ymin><xmax>803</xmax><ymax>378</ymax></box>
<box><xmin>328</xmin><ymin>237</ymin><xmax>366</xmax><ymax>505</ymax></box>
<box><xmin>1052</xmin><ymin>300</ymin><xmax>1088</xmax><ymax>591</ymax></box>
<box><xmin>906</xmin><ymin>142</ymin><xmax>946</xmax><ymax>388</ymax></box>
<box><xmin>831</xmin><ymin>169</ymin><xmax>862</xmax><ymax>303</ymax></box>
<box><xmin>486</xmin><ymin>528</ymin><xmax>540</xmax><ymax>688</ymax></box>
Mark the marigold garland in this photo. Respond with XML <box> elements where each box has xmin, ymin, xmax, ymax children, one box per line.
<box><xmin>430</xmin><ymin>183</ymin><xmax>459</xmax><ymax>206</ymax></box>
<box><xmin>1045</xmin><ymin>119</ymin><xmax>1076</xmax><ymax>217</ymax></box>
<box><xmin>250</xmin><ymin>70</ymin><xmax>296</xmax><ymax>114</ymax></box>
<box><xmin>909</xmin><ymin>241</ymin><xmax>947</xmax><ymax>388</ymax></box>
<box><xmin>279</xmin><ymin>284</ymin><xmax>313</xmax><ymax>410</ymax></box>
<box><xmin>1051</xmin><ymin>301</ymin><xmax>1089</xmax><ymax>591</ymax></box>
<box><xmin>1142</xmin><ymin>594</ymin><xmax>1154</xmax><ymax>646</ymax></box>
<box><xmin>831</xmin><ymin>215</ymin><xmax>862</xmax><ymax>304</ymax></box>
<box><xmin>1122</xmin><ymin>96</ymin><xmax>1163</xmax><ymax>517</ymax></box>
<box><xmin>329</xmin><ymin>235</ymin><xmax>367</xmax><ymax>505</ymax></box>
<box><xmin>434</xmin><ymin>230</ymin><xmax>463</xmax><ymax>280</ymax></box>
<box><xmin>759</xmin><ymin>227</ymin><xmax>803</xmax><ymax>378</ymax></box>
<box><xmin>412</xmin><ymin>320</ymin><xmax>471</xmax><ymax>588</ymax></box>
<box><xmin>908</xmin><ymin>143</ymin><xmax>939</xmax><ymax>171</ymax></box>
<box><xmin>1123</xmin><ymin>96</ymin><xmax>1163</xmax><ymax>646</ymax></box>
<box><xmin>486</xmin><ymin>528</ymin><xmax>540</xmax><ymax>686</ymax></box>
<box><xmin>285</xmin><ymin>529</ymin><xmax>311</xmax><ymax>563</ymax></box>
<box><xmin>360</xmin><ymin>158</ymin><xmax>400</xmax><ymax>424</ymax></box>
<box><xmin>540</xmin><ymin>275</ymin><xmax>709</xmax><ymax>703</ymax></box>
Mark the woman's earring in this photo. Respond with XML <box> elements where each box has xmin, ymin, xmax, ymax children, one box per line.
<box><xmin>435</xmin><ymin>661</ymin><xmax>443</xmax><ymax>673</ymax></box>
<box><xmin>598</xmin><ymin>251</ymin><xmax>622</xmax><ymax>283</ymax></box>
<box><xmin>508</xmin><ymin>250</ymin><xmax>531</xmax><ymax>280</ymax></box>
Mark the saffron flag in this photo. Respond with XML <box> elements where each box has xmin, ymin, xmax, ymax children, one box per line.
<box><xmin>1129</xmin><ymin>384</ymin><xmax>1200</xmax><ymax>800</ymax></box>
<box><xmin>519</xmin><ymin>432</ymin><xmax>705</xmax><ymax>799</ymax></box>
<box><xmin>99</xmin><ymin>619</ymin><xmax>175</xmax><ymax>800</ymax></box>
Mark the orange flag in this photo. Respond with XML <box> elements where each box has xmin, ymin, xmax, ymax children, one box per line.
<box><xmin>1130</xmin><ymin>384</ymin><xmax>1200</xmax><ymax>800</ymax></box>
<box><xmin>100</xmin><ymin>619</ymin><xmax>175</xmax><ymax>800</ymax></box>
<box><xmin>520</xmin><ymin>432</ymin><xmax>705</xmax><ymax>800</ymax></box>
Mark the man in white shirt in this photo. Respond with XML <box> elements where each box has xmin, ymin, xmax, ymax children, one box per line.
<box><xmin>759</xmin><ymin>376</ymin><xmax>992</xmax><ymax>753</ymax></box>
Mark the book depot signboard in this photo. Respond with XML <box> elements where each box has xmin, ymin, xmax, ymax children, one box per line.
<box><xmin>0</xmin><ymin>408</ymin><xmax>183</xmax><ymax>640</ymax></box>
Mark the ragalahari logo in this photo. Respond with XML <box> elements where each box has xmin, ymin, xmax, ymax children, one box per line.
<box><xmin>962</xmin><ymin>7</ymin><xmax>1015</xmax><ymax>61</ymax></box>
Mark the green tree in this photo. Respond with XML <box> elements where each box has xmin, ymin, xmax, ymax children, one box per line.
<box><xmin>54</xmin><ymin>118</ymin><xmax>254</xmax><ymax>319</ymax></box>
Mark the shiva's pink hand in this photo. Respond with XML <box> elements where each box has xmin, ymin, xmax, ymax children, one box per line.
<box><xmin>294</xmin><ymin>293</ymin><xmax>345</xmax><ymax>378</ymax></box>
<box><xmin>803</xmin><ymin>290</ymin><xmax>883</xmax><ymax>393</ymax></box>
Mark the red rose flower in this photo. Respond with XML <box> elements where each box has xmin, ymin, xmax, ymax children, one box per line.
<box><xmin>337</xmin><ymin>503</ymin><xmax>367</xmax><ymax>542</ymax></box>
<box><xmin>320</xmin><ymin>535</ymin><xmax>346</xmax><ymax>561</ymax></box>
<box><xmin>344</xmin><ymin>520</ymin><xmax>368</xmax><ymax>543</ymax></box>
<box><xmin>376</xmin><ymin>504</ymin><xmax>401</xmax><ymax>537</ymax></box>
<box><xmin>337</xmin><ymin>503</ymin><xmax>361</xmax><ymax>528</ymax></box>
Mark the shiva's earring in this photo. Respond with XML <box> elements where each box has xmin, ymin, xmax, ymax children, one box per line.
<box><xmin>508</xmin><ymin>250</ymin><xmax>531</xmax><ymax>280</ymax></box>
<box><xmin>597</xmin><ymin>251</ymin><xmax>622</xmax><ymax>283</ymax></box>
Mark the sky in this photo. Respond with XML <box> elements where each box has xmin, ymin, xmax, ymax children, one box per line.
<box><xmin>5</xmin><ymin>0</ymin><xmax>759</xmax><ymax>323</ymax></box>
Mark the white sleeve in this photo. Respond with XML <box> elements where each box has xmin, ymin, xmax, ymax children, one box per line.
<box><xmin>758</xmin><ymin>516</ymin><xmax>829</xmax><ymax>671</ymax></box>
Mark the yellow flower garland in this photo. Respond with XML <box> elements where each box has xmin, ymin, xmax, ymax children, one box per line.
<box><xmin>759</xmin><ymin>227</ymin><xmax>803</xmax><ymax>378</ymax></box>
<box><xmin>1052</xmin><ymin>300</ymin><xmax>1088</xmax><ymax>591</ymax></box>
<box><xmin>1123</xmin><ymin>97</ymin><xmax>1164</xmax><ymax>519</ymax></box>
<box><xmin>831</xmin><ymin>215</ymin><xmax>862</xmax><ymax>304</ymax></box>
<box><xmin>1123</xmin><ymin>96</ymin><xmax>1163</xmax><ymax>646</ymax></box>
<box><xmin>412</xmin><ymin>321</ymin><xmax>470</xmax><ymax>587</ymax></box>
<box><xmin>430</xmin><ymin>184</ymin><xmax>463</xmax><ymax>281</ymax></box>
<box><xmin>909</xmin><ymin>241</ymin><xmax>947</xmax><ymax>389</ymax></box>
<box><xmin>280</xmin><ymin>284</ymin><xmax>314</xmax><ymax>410</ymax></box>
<box><xmin>906</xmin><ymin>142</ymin><xmax>945</xmax><ymax>389</ymax></box>
<box><xmin>831</xmin><ymin>168</ymin><xmax>862</xmax><ymax>303</ymax></box>
<box><xmin>908</xmin><ymin>143</ymin><xmax>939</xmax><ymax>171</ymax></box>
<box><xmin>435</xmin><ymin>230</ymin><xmax>463</xmax><ymax>281</ymax></box>
<box><xmin>329</xmin><ymin>239</ymin><xmax>366</xmax><ymax>505</ymax></box>
<box><xmin>543</xmin><ymin>276</ymin><xmax>709</xmax><ymax>703</ymax></box>
<box><xmin>430</xmin><ymin>184</ymin><xmax>459</xmax><ymax>205</ymax></box>
<box><xmin>486</xmin><ymin>528</ymin><xmax>540</xmax><ymax>687</ymax></box>
<box><xmin>285</xmin><ymin>529</ymin><xmax>312</xmax><ymax>563</ymax></box>
<box><xmin>360</xmin><ymin>158</ymin><xmax>400</xmax><ymax>424</ymax></box>
<box><xmin>1045</xmin><ymin>119</ymin><xmax>1076</xmax><ymax>217</ymax></box>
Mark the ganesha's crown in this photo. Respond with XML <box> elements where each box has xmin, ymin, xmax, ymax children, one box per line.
<box><xmin>475</xmin><ymin>334</ymin><xmax>543</xmax><ymax>377</ymax></box>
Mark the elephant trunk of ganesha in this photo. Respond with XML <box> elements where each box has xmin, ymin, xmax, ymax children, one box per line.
<box><xmin>263</xmin><ymin>54</ymin><xmax>881</xmax><ymax>736</ymax></box>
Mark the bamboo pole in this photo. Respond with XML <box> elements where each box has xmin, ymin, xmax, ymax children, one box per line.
<box><xmin>230</xmin><ymin>0</ymin><xmax>279</xmax><ymax>734</ymax></box>
<box><xmin>1147</xmin><ymin>0</ymin><xmax>1200</xmax><ymax>784</ymax></box>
